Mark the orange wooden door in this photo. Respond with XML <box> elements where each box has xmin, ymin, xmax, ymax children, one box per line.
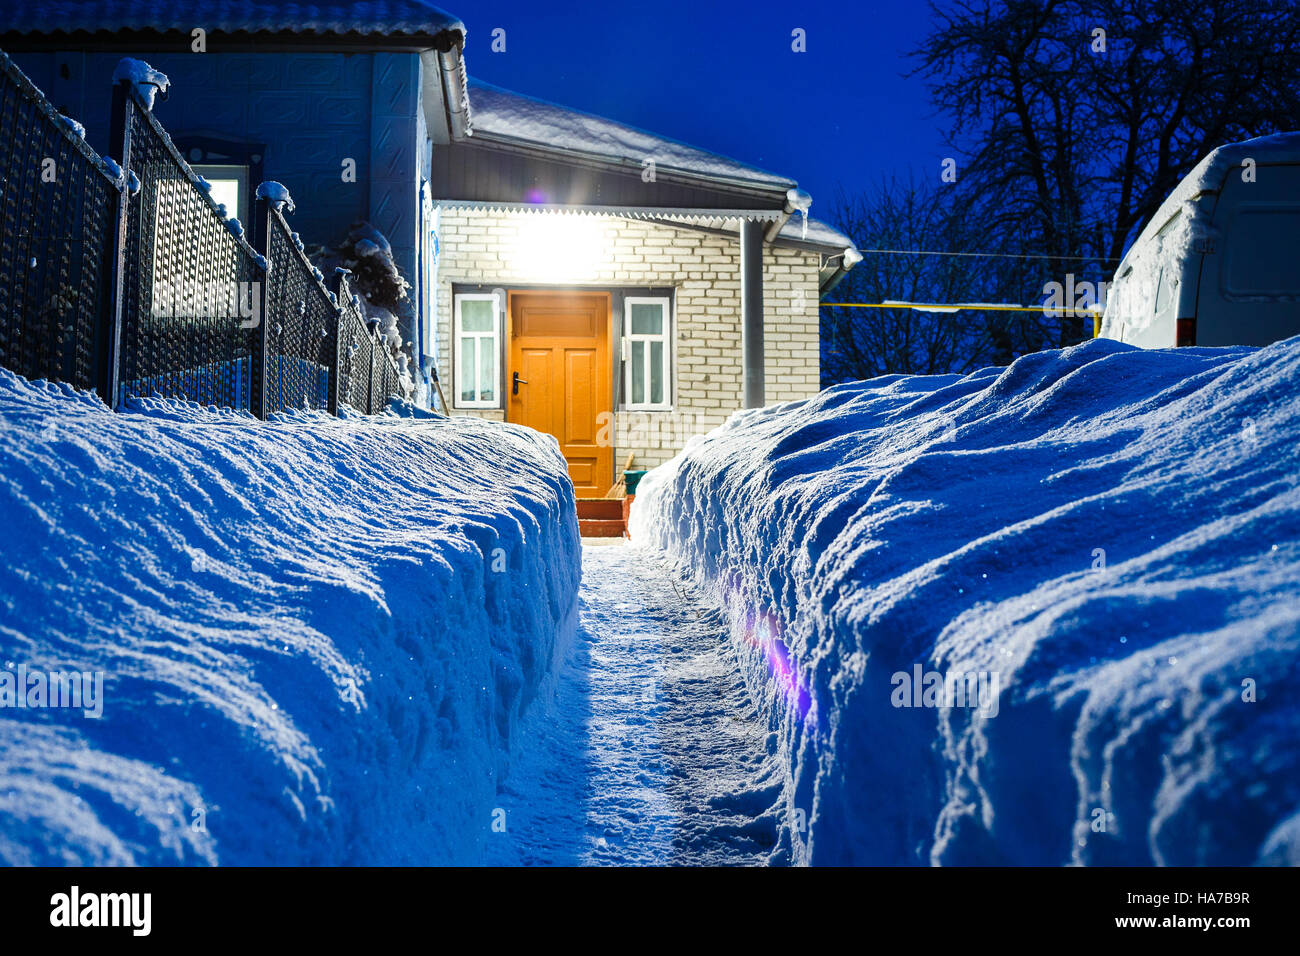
<box><xmin>508</xmin><ymin>291</ymin><xmax>612</xmax><ymax>498</ymax></box>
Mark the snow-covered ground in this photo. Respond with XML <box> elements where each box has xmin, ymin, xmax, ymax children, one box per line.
<box><xmin>484</xmin><ymin>542</ymin><xmax>780</xmax><ymax>865</ymax></box>
<box><xmin>0</xmin><ymin>369</ymin><xmax>579</xmax><ymax>864</ymax></box>
<box><xmin>631</xmin><ymin>335</ymin><xmax>1300</xmax><ymax>865</ymax></box>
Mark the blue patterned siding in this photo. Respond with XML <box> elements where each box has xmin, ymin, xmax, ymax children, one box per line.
<box><xmin>9</xmin><ymin>50</ymin><xmax>400</xmax><ymax>255</ymax></box>
<box><xmin>368</xmin><ymin>53</ymin><xmax>421</xmax><ymax>323</ymax></box>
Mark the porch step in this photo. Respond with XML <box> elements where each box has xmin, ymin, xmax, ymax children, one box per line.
<box><xmin>576</xmin><ymin>498</ymin><xmax>624</xmax><ymax>521</ymax></box>
<box><xmin>578</xmin><ymin>518</ymin><xmax>625</xmax><ymax>537</ymax></box>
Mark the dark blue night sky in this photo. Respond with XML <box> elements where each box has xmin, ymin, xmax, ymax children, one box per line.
<box><xmin>458</xmin><ymin>1</ymin><xmax>948</xmax><ymax>214</ymax></box>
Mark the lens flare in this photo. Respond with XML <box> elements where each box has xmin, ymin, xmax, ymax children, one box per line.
<box><xmin>724</xmin><ymin>578</ymin><xmax>813</xmax><ymax>721</ymax></box>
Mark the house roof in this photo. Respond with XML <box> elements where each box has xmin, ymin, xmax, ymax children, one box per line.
<box><xmin>439</xmin><ymin>80</ymin><xmax>858</xmax><ymax>287</ymax></box>
<box><xmin>467</xmin><ymin>79</ymin><xmax>797</xmax><ymax>195</ymax></box>
<box><xmin>452</xmin><ymin>81</ymin><xmax>856</xmax><ymax>260</ymax></box>
<box><xmin>0</xmin><ymin>1</ymin><xmax>464</xmax><ymax>46</ymax></box>
<box><xmin>774</xmin><ymin>215</ymin><xmax>856</xmax><ymax>254</ymax></box>
<box><xmin>0</xmin><ymin>1</ymin><xmax>470</xmax><ymax>139</ymax></box>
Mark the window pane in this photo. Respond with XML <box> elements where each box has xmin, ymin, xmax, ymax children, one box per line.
<box><xmin>478</xmin><ymin>337</ymin><xmax>495</xmax><ymax>402</ymax></box>
<box><xmin>207</xmin><ymin>179</ymin><xmax>240</xmax><ymax>220</ymax></box>
<box><xmin>631</xmin><ymin>340</ymin><xmax>645</xmax><ymax>404</ymax></box>
<box><xmin>1224</xmin><ymin>209</ymin><xmax>1300</xmax><ymax>295</ymax></box>
<box><xmin>461</xmin><ymin>298</ymin><xmax>495</xmax><ymax>332</ymax></box>
<box><xmin>650</xmin><ymin>340</ymin><xmax>664</xmax><ymax>405</ymax></box>
<box><xmin>459</xmin><ymin>336</ymin><xmax>477</xmax><ymax>403</ymax></box>
<box><xmin>629</xmin><ymin>302</ymin><xmax>663</xmax><ymax>335</ymax></box>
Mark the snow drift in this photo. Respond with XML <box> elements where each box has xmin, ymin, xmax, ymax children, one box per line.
<box><xmin>631</xmin><ymin>335</ymin><xmax>1300</xmax><ymax>866</ymax></box>
<box><xmin>0</xmin><ymin>370</ymin><xmax>580</xmax><ymax>864</ymax></box>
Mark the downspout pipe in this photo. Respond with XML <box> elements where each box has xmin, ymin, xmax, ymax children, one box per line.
<box><xmin>741</xmin><ymin>218</ymin><xmax>766</xmax><ymax>409</ymax></box>
<box><xmin>764</xmin><ymin>187</ymin><xmax>813</xmax><ymax>243</ymax></box>
<box><xmin>435</xmin><ymin>32</ymin><xmax>470</xmax><ymax>140</ymax></box>
<box><xmin>746</xmin><ymin>189</ymin><xmax>810</xmax><ymax>408</ymax></box>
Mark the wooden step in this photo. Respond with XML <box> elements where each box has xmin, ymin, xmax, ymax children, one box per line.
<box><xmin>576</xmin><ymin>498</ymin><xmax>624</xmax><ymax>520</ymax></box>
<box><xmin>578</xmin><ymin>518</ymin><xmax>625</xmax><ymax>538</ymax></box>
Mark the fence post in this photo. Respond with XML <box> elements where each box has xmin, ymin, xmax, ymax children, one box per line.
<box><xmin>327</xmin><ymin>305</ymin><xmax>342</xmax><ymax>418</ymax></box>
<box><xmin>367</xmin><ymin>321</ymin><xmax>380</xmax><ymax>415</ymax></box>
<box><xmin>102</xmin><ymin>81</ymin><xmax>134</xmax><ymax>409</ymax></box>
<box><xmin>251</xmin><ymin>195</ymin><xmax>273</xmax><ymax>419</ymax></box>
<box><xmin>332</xmin><ymin>271</ymin><xmax>346</xmax><ymax>417</ymax></box>
<box><xmin>330</xmin><ymin>270</ymin><xmax>351</xmax><ymax>417</ymax></box>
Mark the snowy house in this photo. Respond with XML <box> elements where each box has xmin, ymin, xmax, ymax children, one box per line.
<box><xmin>431</xmin><ymin>80</ymin><xmax>859</xmax><ymax>494</ymax></box>
<box><xmin>1</xmin><ymin>2</ymin><xmax>859</xmax><ymax>496</ymax></box>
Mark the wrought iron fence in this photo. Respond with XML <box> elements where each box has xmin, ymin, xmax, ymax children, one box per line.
<box><xmin>114</xmin><ymin>82</ymin><xmax>264</xmax><ymax>411</ymax></box>
<box><xmin>336</xmin><ymin>277</ymin><xmax>377</xmax><ymax>414</ymax></box>
<box><xmin>0</xmin><ymin>49</ymin><xmax>413</xmax><ymax>419</ymax></box>
<box><xmin>332</xmin><ymin>272</ymin><xmax>406</xmax><ymax>416</ymax></box>
<box><xmin>372</xmin><ymin>328</ymin><xmax>402</xmax><ymax>414</ymax></box>
<box><xmin>0</xmin><ymin>51</ymin><xmax>120</xmax><ymax>393</ymax></box>
<box><xmin>261</xmin><ymin>206</ymin><xmax>338</xmax><ymax>415</ymax></box>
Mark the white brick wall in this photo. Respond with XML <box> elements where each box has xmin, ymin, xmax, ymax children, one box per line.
<box><xmin>435</xmin><ymin>209</ymin><xmax>821</xmax><ymax>470</ymax></box>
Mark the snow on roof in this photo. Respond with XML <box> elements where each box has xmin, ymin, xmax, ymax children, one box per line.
<box><xmin>0</xmin><ymin>1</ymin><xmax>464</xmax><ymax>39</ymax></box>
<box><xmin>467</xmin><ymin>78</ymin><xmax>797</xmax><ymax>193</ymax></box>
<box><xmin>776</xmin><ymin>214</ymin><xmax>857</xmax><ymax>254</ymax></box>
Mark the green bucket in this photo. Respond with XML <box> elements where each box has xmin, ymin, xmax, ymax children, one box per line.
<box><xmin>624</xmin><ymin>469</ymin><xmax>649</xmax><ymax>496</ymax></box>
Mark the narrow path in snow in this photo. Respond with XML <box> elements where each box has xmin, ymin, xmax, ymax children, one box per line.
<box><xmin>485</xmin><ymin>541</ymin><xmax>783</xmax><ymax>866</ymax></box>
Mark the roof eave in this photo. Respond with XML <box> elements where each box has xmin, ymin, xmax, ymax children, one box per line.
<box><xmin>465</xmin><ymin>127</ymin><xmax>796</xmax><ymax>204</ymax></box>
<box><xmin>0</xmin><ymin>25</ymin><xmax>465</xmax><ymax>54</ymax></box>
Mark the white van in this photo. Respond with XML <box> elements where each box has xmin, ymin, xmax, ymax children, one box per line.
<box><xmin>1100</xmin><ymin>132</ymin><xmax>1300</xmax><ymax>348</ymax></box>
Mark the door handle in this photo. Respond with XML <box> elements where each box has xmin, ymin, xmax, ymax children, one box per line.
<box><xmin>512</xmin><ymin>371</ymin><xmax>528</xmax><ymax>396</ymax></box>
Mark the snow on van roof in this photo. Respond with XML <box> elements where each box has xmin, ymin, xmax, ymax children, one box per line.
<box><xmin>0</xmin><ymin>1</ymin><xmax>464</xmax><ymax>40</ymax></box>
<box><xmin>1102</xmin><ymin>131</ymin><xmax>1300</xmax><ymax>339</ymax></box>
<box><xmin>467</xmin><ymin>78</ymin><xmax>797</xmax><ymax>193</ymax></box>
<box><xmin>1129</xmin><ymin>131</ymin><xmax>1300</xmax><ymax>261</ymax></box>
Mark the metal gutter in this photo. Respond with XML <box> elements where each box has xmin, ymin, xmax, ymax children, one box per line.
<box><xmin>637</xmin><ymin>215</ymin><xmax>855</xmax><ymax>261</ymax></box>
<box><xmin>434</xmin><ymin>200</ymin><xmax>786</xmax><ymax>222</ymax></box>
<box><xmin>818</xmin><ymin>247</ymin><xmax>863</xmax><ymax>296</ymax></box>
<box><xmin>431</xmin><ymin>30</ymin><xmax>470</xmax><ymax>141</ymax></box>
<box><xmin>763</xmin><ymin>188</ymin><xmax>813</xmax><ymax>243</ymax></box>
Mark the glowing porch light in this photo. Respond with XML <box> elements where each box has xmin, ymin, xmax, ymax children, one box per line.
<box><xmin>507</xmin><ymin>213</ymin><xmax>608</xmax><ymax>281</ymax></box>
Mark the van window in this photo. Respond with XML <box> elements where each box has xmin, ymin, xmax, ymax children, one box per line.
<box><xmin>1154</xmin><ymin>267</ymin><xmax>1177</xmax><ymax>316</ymax></box>
<box><xmin>1223</xmin><ymin>207</ymin><xmax>1300</xmax><ymax>296</ymax></box>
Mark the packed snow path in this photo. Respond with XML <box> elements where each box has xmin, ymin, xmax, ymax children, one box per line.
<box><xmin>486</xmin><ymin>542</ymin><xmax>783</xmax><ymax>865</ymax></box>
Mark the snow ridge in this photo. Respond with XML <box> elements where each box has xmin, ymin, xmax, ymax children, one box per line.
<box><xmin>632</xmin><ymin>335</ymin><xmax>1300</xmax><ymax>865</ymax></box>
<box><xmin>0</xmin><ymin>371</ymin><xmax>580</xmax><ymax>864</ymax></box>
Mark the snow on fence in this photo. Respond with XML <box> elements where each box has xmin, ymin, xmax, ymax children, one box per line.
<box><xmin>0</xmin><ymin>50</ymin><xmax>409</xmax><ymax>419</ymax></box>
<box><xmin>0</xmin><ymin>51</ymin><xmax>120</xmax><ymax>394</ymax></box>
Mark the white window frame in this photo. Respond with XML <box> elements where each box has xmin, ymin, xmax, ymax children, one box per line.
<box><xmin>622</xmin><ymin>296</ymin><xmax>672</xmax><ymax>411</ymax></box>
<box><xmin>453</xmin><ymin>292</ymin><xmax>501</xmax><ymax>409</ymax></box>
